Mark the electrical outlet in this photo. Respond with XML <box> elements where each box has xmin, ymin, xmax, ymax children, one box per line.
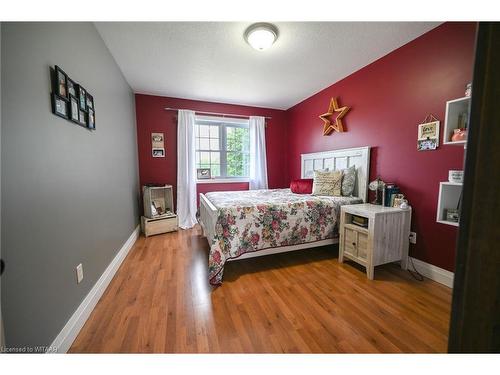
<box><xmin>76</xmin><ymin>263</ymin><xmax>84</xmax><ymax>284</ymax></box>
<box><xmin>409</xmin><ymin>232</ymin><xmax>417</xmax><ymax>244</ymax></box>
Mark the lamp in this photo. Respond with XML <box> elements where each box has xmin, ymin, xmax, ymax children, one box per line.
<box><xmin>244</xmin><ymin>23</ymin><xmax>279</xmax><ymax>51</ymax></box>
<box><xmin>368</xmin><ymin>177</ymin><xmax>385</xmax><ymax>205</ymax></box>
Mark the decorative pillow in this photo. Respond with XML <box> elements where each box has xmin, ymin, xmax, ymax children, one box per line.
<box><xmin>341</xmin><ymin>165</ymin><xmax>356</xmax><ymax>196</ymax></box>
<box><xmin>312</xmin><ymin>170</ymin><xmax>342</xmax><ymax>196</ymax></box>
<box><xmin>290</xmin><ymin>179</ymin><xmax>313</xmax><ymax>194</ymax></box>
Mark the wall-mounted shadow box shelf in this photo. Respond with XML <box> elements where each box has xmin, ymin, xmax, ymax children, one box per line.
<box><xmin>436</xmin><ymin>181</ymin><xmax>462</xmax><ymax>227</ymax></box>
<box><xmin>443</xmin><ymin>96</ymin><xmax>471</xmax><ymax>146</ymax></box>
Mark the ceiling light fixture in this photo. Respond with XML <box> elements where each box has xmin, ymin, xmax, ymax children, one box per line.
<box><xmin>244</xmin><ymin>23</ymin><xmax>279</xmax><ymax>51</ymax></box>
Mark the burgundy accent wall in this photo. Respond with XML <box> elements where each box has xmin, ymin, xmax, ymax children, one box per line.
<box><xmin>135</xmin><ymin>94</ymin><xmax>289</xmax><ymax>208</ymax></box>
<box><xmin>285</xmin><ymin>22</ymin><xmax>477</xmax><ymax>271</ymax></box>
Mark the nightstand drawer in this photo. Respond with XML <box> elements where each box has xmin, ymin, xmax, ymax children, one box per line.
<box><xmin>344</xmin><ymin>227</ymin><xmax>358</xmax><ymax>256</ymax></box>
<box><xmin>357</xmin><ymin>232</ymin><xmax>368</xmax><ymax>259</ymax></box>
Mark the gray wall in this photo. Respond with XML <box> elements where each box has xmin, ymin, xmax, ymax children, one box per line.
<box><xmin>1</xmin><ymin>22</ymin><xmax>140</xmax><ymax>349</ymax></box>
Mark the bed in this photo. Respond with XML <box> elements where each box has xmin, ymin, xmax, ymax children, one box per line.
<box><xmin>199</xmin><ymin>146</ymin><xmax>371</xmax><ymax>285</ymax></box>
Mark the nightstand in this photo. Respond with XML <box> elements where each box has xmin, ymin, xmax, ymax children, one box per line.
<box><xmin>339</xmin><ymin>203</ymin><xmax>412</xmax><ymax>279</ymax></box>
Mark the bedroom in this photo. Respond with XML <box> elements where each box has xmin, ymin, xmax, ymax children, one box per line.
<box><xmin>1</xmin><ymin>0</ymin><xmax>499</xmax><ymax>371</ymax></box>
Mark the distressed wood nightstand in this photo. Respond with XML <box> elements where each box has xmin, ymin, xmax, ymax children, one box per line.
<box><xmin>339</xmin><ymin>203</ymin><xmax>412</xmax><ymax>279</ymax></box>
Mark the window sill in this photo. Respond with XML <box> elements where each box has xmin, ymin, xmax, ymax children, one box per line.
<box><xmin>196</xmin><ymin>178</ymin><xmax>249</xmax><ymax>184</ymax></box>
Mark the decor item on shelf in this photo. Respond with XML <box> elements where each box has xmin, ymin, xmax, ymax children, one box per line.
<box><xmin>143</xmin><ymin>185</ymin><xmax>175</xmax><ymax>219</ymax></box>
<box><xmin>50</xmin><ymin>65</ymin><xmax>96</xmax><ymax>130</ymax></box>
<box><xmin>368</xmin><ymin>177</ymin><xmax>385</xmax><ymax>205</ymax></box>
<box><xmin>451</xmin><ymin>128</ymin><xmax>467</xmax><ymax>142</ymax></box>
<box><xmin>384</xmin><ymin>183</ymin><xmax>400</xmax><ymax>207</ymax></box>
<box><xmin>457</xmin><ymin>111</ymin><xmax>468</xmax><ymax>129</ymax></box>
<box><xmin>152</xmin><ymin>148</ymin><xmax>165</xmax><ymax>157</ymax></box>
<box><xmin>465</xmin><ymin>83</ymin><xmax>472</xmax><ymax>97</ymax></box>
<box><xmin>399</xmin><ymin>199</ymin><xmax>409</xmax><ymax>210</ymax></box>
<box><xmin>197</xmin><ymin>168</ymin><xmax>211</xmax><ymax>180</ymax></box>
<box><xmin>417</xmin><ymin>115</ymin><xmax>440</xmax><ymax>151</ymax></box>
<box><xmin>448</xmin><ymin>170</ymin><xmax>464</xmax><ymax>183</ymax></box>
<box><xmin>351</xmin><ymin>215</ymin><xmax>369</xmax><ymax>228</ymax></box>
<box><xmin>445</xmin><ymin>208</ymin><xmax>460</xmax><ymax>223</ymax></box>
<box><xmin>319</xmin><ymin>97</ymin><xmax>350</xmax><ymax>136</ymax></box>
<box><xmin>392</xmin><ymin>194</ymin><xmax>406</xmax><ymax>208</ymax></box>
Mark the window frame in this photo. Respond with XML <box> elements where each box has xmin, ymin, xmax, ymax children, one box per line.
<box><xmin>195</xmin><ymin>115</ymin><xmax>250</xmax><ymax>183</ymax></box>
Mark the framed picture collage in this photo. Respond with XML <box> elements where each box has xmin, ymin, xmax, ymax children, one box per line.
<box><xmin>51</xmin><ymin>65</ymin><xmax>96</xmax><ymax>130</ymax></box>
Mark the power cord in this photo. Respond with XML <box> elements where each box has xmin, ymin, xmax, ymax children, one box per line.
<box><xmin>408</xmin><ymin>256</ymin><xmax>424</xmax><ymax>281</ymax></box>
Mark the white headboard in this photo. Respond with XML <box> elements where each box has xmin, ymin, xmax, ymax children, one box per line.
<box><xmin>301</xmin><ymin>146</ymin><xmax>371</xmax><ymax>202</ymax></box>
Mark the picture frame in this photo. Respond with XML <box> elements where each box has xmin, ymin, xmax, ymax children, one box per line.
<box><xmin>417</xmin><ymin>120</ymin><xmax>440</xmax><ymax>151</ymax></box>
<box><xmin>67</xmin><ymin>77</ymin><xmax>76</xmax><ymax>98</ymax></box>
<box><xmin>78</xmin><ymin>109</ymin><xmax>87</xmax><ymax>126</ymax></box>
<box><xmin>86</xmin><ymin>93</ymin><xmax>94</xmax><ymax>110</ymax></box>
<box><xmin>54</xmin><ymin>65</ymin><xmax>68</xmax><ymax>100</ymax></box>
<box><xmin>51</xmin><ymin>93</ymin><xmax>68</xmax><ymax>119</ymax></box>
<box><xmin>69</xmin><ymin>95</ymin><xmax>80</xmax><ymax>123</ymax></box>
<box><xmin>197</xmin><ymin>168</ymin><xmax>211</xmax><ymax>180</ymax></box>
<box><xmin>87</xmin><ymin>108</ymin><xmax>96</xmax><ymax>130</ymax></box>
<box><xmin>152</xmin><ymin>148</ymin><xmax>165</xmax><ymax>158</ymax></box>
<box><xmin>392</xmin><ymin>194</ymin><xmax>405</xmax><ymax>208</ymax></box>
<box><xmin>76</xmin><ymin>85</ymin><xmax>87</xmax><ymax>111</ymax></box>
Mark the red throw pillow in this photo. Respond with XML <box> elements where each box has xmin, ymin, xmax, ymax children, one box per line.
<box><xmin>290</xmin><ymin>179</ymin><xmax>314</xmax><ymax>194</ymax></box>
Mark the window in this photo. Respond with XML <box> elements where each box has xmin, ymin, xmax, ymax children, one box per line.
<box><xmin>195</xmin><ymin>116</ymin><xmax>250</xmax><ymax>179</ymax></box>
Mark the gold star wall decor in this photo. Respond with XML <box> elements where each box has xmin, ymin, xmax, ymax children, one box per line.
<box><xmin>319</xmin><ymin>97</ymin><xmax>351</xmax><ymax>136</ymax></box>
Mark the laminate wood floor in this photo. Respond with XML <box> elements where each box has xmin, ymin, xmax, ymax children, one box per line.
<box><xmin>70</xmin><ymin>226</ymin><xmax>451</xmax><ymax>353</ymax></box>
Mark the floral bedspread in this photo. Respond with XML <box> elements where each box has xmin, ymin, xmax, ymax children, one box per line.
<box><xmin>205</xmin><ymin>188</ymin><xmax>362</xmax><ymax>285</ymax></box>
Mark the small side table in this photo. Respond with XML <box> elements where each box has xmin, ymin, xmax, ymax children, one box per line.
<box><xmin>339</xmin><ymin>203</ymin><xmax>411</xmax><ymax>279</ymax></box>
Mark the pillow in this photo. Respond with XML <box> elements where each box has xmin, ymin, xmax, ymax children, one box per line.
<box><xmin>341</xmin><ymin>165</ymin><xmax>356</xmax><ymax>196</ymax></box>
<box><xmin>290</xmin><ymin>179</ymin><xmax>313</xmax><ymax>194</ymax></box>
<box><xmin>312</xmin><ymin>170</ymin><xmax>342</xmax><ymax>196</ymax></box>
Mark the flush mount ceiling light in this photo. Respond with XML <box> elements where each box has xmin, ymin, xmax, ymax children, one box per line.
<box><xmin>244</xmin><ymin>23</ymin><xmax>279</xmax><ymax>51</ymax></box>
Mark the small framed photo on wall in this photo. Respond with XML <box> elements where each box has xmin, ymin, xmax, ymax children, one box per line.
<box><xmin>69</xmin><ymin>95</ymin><xmax>79</xmax><ymax>123</ymax></box>
<box><xmin>86</xmin><ymin>93</ymin><xmax>94</xmax><ymax>110</ymax></box>
<box><xmin>78</xmin><ymin>109</ymin><xmax>87</xmax><ymax>126</ymax></box>
<box><xmin>54</xmin><ymin>66</ymin><xmax>68</xmax><ymax>100</ymax></box>
<box><xmin>417</xmin><ymin>120</ymin><xmax>440</xmax><ymax>151</ymax></box>
<box><xmin>87</xmin><ymin>108</ymin><xmax>96</xmax><ymax>130</ymax></box>
<box><xmin>76</xmin><ymin>85</ymin><xmax>87</xmax><ymax>111</ymax></box>
<box><xmin>67</xmin><ymin>77</ymin><xmax>76</xmax><ymax>97</ymax></box>
<box><xmin>51</xmin><ymin>93</ymin><xmax>68</xmax><ymax>119</ymax></box>
<box><xmin>152</xmin><ymin>148</ymin><xmax>165</xmax><ymax>158</ymax></box>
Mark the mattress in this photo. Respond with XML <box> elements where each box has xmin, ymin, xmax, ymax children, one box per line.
<box><xmin>202</xmin><ymin>188</ymin><xmax>362</xmax><ymax>285</ymax></box>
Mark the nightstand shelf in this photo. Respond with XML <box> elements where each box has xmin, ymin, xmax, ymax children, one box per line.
<box><xmin>339</xmin><ymin>203</ymin><xmax>412</xmax><ymax>279</ymax></box>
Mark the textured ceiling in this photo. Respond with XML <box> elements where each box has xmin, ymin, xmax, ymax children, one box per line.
<box><xmin>95</xmin><ymin>22</ymin><xmax>440</xmax><ymax>109</ymax></box>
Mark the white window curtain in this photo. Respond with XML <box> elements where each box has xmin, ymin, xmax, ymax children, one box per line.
<box><xmin>249</xmin><ymin>116</ymin><xmax>268</xmax><ymax>190</ymax></box>
<box><xmin>177</xmin><ymin>110</ymin><xmax>197</xmax><ymax>229</ymax></box>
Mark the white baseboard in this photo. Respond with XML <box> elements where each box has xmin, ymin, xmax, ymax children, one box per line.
<box><xmin>49</xmin><ymin>225</ymin><xmax>140</xmax><ymax>353</ymax></box>
<box><xmin>408</xmin><ymin>257</ymin><xmax>454</xmax><ymax>288</ymax></box>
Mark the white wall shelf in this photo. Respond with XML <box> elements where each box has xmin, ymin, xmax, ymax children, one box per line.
<box><xmin>443</xmin><ymin>96</ymin><xmax>471</xmax><ymax>146</ymax></box>
<box><xmin>436</xmin><ymin>182</ymin><xmax>462</xmax><ymax>227</ymax></box>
